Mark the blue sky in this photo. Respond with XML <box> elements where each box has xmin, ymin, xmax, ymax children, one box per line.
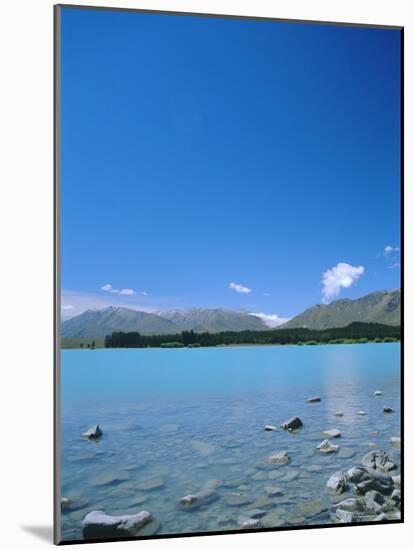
<box><xmin>60</xmin><ymin>8</ymin><xmax>401</xmax><ymax>322</ymax></box>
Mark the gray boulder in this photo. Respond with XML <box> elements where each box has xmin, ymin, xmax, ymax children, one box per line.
<box><xmin>82</xmin><ymin>425</ymin><xmax>103</xmax><ymax>439</ymax></box>
<box><xmin>390</xmin><ymin>489</ymin><xmax>401</xmax><ymax>506</ymax></box>
<box><xmin>82</xmin><ymin>510</ymin><xmax>152</xmax><ymax>539</ymax></box>
<box><xmin>264</xmin><ymin>425</ymin><xmax>278</xmax><ymax>432</ymax></box>
<box><xmin>306</xmin><ymin>397</ymin><xmax>321</xmax><ymax>403</ymax></box>
<box><xmin>364</xmin><ymin>490</ymin><xmax>386</xmax><ymax>514</ymax></box>
<box><xmin>383</xmin><ymin>407</ymin><xmax>395</xmax><ymax>413</ymax></box>
<box><xmin>336</xmin><ymin>509</ymin><xmax>354</xmax><ymax>523</ymax></box>
<box><xmin>361</xmin><ymin>450</ymin><xmax>396</xmax><ymax>473</ymax></box>
<box><xmin>281</xmin><ymin>417</ymin><xmax>303</xmax><ymax>430</ymax></box>
<box><xmin>374</xmin><ymin>390</ymin><xmax>382</xmax><ymax>396</ymax></box>
<box><xmin>334</xmin><ymin>412</ymin><xmax>344</xmax><ymax>417</ymax></box>
<box><xmin>326</xmin><ymin>471</ymin><xmax>347</xmax><ymax>493</ymax></box>
<box><xmin>392</xmin><ymin>475</ymin><xmax>401</xmax><ymax>488</ymax></box>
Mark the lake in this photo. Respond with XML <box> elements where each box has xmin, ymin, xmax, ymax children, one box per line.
<box><xmin>60</xmin><ymin>343</ymin><xmax>401</xmax><ymax>541</ymax></box>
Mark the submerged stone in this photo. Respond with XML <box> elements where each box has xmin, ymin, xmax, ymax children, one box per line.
<box><xmin>268</xmin><ymin>450</ymin><xmax>289</xmax><ymax>464</ymax></box>
<box><xmin>322</xmin><ymin>429</ymin><xmax>341</xmax><ymax>439</ymax></box>
<box><xmin>138</xmin><ymin>478</ymin><xmax>165</xmax><ymax>491</ymax></box>
<box><xmin>179</xmin><ymin>489</ymin><xmax>218</xmax><ymax>510</ymax></box>
<box><xmin>223</xmin><ymin>493</ymin><xmax>253</xmax><ymax>507</ymax></box>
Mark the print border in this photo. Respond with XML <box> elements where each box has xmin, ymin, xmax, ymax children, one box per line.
<box><xmin>53</xmin><ymin>3</ymin><xmax>404</xmax><ymax>545</ymax></box>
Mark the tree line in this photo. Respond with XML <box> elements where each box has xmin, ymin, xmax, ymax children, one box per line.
<box><xmin>104</xmin><ymin>322</ymin><xmax>401</xmax><ymax>349</ymax></box>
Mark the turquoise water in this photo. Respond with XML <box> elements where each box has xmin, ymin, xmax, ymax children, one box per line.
<box><xmin>60</xmin><ymin>344</ymin><xmax>401</xmax><ymax>541</ymax></box>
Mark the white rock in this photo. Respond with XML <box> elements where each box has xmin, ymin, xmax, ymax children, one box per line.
<box><xmin>334</xmin><ymin>412</ymin><xmax>344</xmax><ymax>417</ymax></box>
<box><xmin>326</xmin><ymin>471</ymin><xmax>347</xmax><ymax>493</ymax></box>
<box><xmin>357</xmin><ymin>411</ymin><xmax>366</xmax><ymax>416</ymax></box>
<box><xmin>82</xmin><ymin>510</ymin><xmax>152</xmax><ymax>539</ymax></box>
<box><xmin>237</xmin><ymin>516</ymin><xmax>261</xmax><ymax>529</ymax></box>
<box><xmin>374</xmin><ymin>390</ymin><xmax>382</xmax><ymax>396</ymax></box>
<box><xmin>264</xmin><ymin>425</ymin><xmax>278</xmax><ymax>432</ymax></box>
<box><xmin>316</xmin><ymin>439</ymin><xmax>339</xmax><ymax>453</ymax></box>
<box><xmin>334</xmin><ymin>498</ymin><xmax>359</xmax><ymax>512</ymax></box>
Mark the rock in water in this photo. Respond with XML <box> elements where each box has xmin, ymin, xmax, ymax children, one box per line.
<box><xmin>348</xmin><ymin>467</ymin><xmax>394</xmax><ymax>495</ymax></box>
<box><xmin>223</xmin><ymin>493</ymin><xmax>253</xmax><ymax>507</ymax></box>
<box><xmin>392</xmin><ymin>475</ymin><xmax>401</xmax><ymax>488</ymax></box>
<box><xmin>268</xmin><ymin>451</ymin><xmax>289</xmax><ymax>464</ymax></box>
<box><xmin>61</xmin><ymin>497</ymin><xmax>71</xmax><ymax>510</ymax></box>
<box><xmin>179</xmin><ymin>489</ymin><xmax>218</xmax><ymax>510</ymax></box>
<box><xmin>364</xmin><ymin>490</ymin><xmax>386</xmax><ymax>514</ymax></box>
<box><xmin>326</xmin><ymin>471</ymin><xmax>348</xmax><ymax>493</ymax></box>
<box><xmin>334</xmin><ymin>498</ymin><xmax>360</xmax><ymax>512</ymax></box>
<box><xmin>281</xmin><ymin>417</ymin><xmax>303</xmax><ymax>430</ymax></box>
<box><xmin>322</xmin><ymin>429</ymin><xmax>341</xmax><ymax>439</ymax></box>
<box><xmin>390</xmin><ymin>436</ymin><xmax>401</xmax><ymax>448</ymax></box>
<box><xmin>264</xmin><ymin>425</ymin><xmax>278</xmax><ymax>432</ymax></box>
<box><xmin>357</xmin><ymin>411</ymin><xmax>366</xmax><ymax>416</ymax></box>
<box><xmin>334</xmin><ymin>411</ymin><xmax>344</xmax><ymax>417</ymax></box>
<box><xmin>361</xmin><ymin>450</ymin><xmax>396</xmax><ymax>473</ymax></box>
<box><xmin>391</xmin><ymin>489</ymin><xmax>401</xmax><ymax>506</ymax></box>
<box><xmin>82</xmin><ymin>425</ymin><xmax>103</xmax><ymax>439</ymax></box>
<box><xmin>374</xmin><ymin>390</ymin><xmax>382</xmax><ymax>396</ymax></box>
<box><xmin>237</xmin><ymin>516</ymin><xmax>261</xmax><ymax>529</ymax></box>
<box><xmin>82</xmin><ymin>510</ymin><xmax>152</xmax><ymax>539</ymax></box>
<box><xmin>336</xmin><ymin>509</ymin><xmax>354</xmax><ymax>523</ymax></box>
<box><xmin>383</xmin><ymin>407</ymin><xmax>395</xmax><ymax>414</ymax></box>
<box><xmin>316</xmin><ymin>439</ymin><xmax>339</xmax><ymax>453</ymax></box>
<box><xmin>264</xmin><ymin>486</ymin><xmax>284</xmax><ymax>496</ymax></box>
<box><xmin>306</xmin><ymin>397</ymin><xmax>321</xmax><ymax>403</ymax></box>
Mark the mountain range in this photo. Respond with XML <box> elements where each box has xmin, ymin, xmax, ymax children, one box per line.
<box><xmin>61</xmin><ymin>289</ymin><xmax>401</xmax><ymax>338</ymax></box>
<box><xmin>61</xmin><ymin>307</ymin><xmax>266</xmax><ymax>338</ymax></box>
<box><xmin>281</xmin><ymin>289</ymin><xmax>401</xmax><ymax>330</ymax></box>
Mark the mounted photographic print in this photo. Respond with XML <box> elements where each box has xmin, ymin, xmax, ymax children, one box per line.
<box><xmin>54</xmin><ymin>4</ymin><xmax>403</xmax><ymax>544</ymax></box>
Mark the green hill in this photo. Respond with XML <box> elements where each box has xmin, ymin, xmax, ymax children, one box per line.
<box><xmin>280</xmin><ymin>289</ymin><xmax>400</xmax><ymax>330</ymax></box>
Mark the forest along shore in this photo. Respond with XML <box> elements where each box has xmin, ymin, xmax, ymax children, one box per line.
<box><xmin>61</xmin><ymin>321</ymin><xmax>400</xmax><ymax>349</ymax></box>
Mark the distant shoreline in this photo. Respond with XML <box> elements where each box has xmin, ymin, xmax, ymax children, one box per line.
<box><xmin>61</xmin><ymin>339</ymin><xmax>401</xmax><ymax>351</ymax></box>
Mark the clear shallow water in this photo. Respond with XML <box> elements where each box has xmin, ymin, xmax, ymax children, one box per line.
<box><xmin>60</xmin><ymin>344</ymin><xmax>401</xmax><ymax>541</ymax></box>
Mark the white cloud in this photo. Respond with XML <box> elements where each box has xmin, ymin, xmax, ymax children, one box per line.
<box><xmin>100</xmin><ymin>283</ymin><xmax>112</xmax><ymax>291</ymax></box>
<box><xmin>229</xmin><ymin>282</ymin><xmax>252</xmax><ymax>294</ymax></box>
<box><xmin>61</xmin><ymin>304</ymin><xmax>74</xmax><ymax>310</ymax></box>
<box><xmin>110</xmin><ymin>288</ymin><xmax>135</xmax><ymax>296</ymax></box>
<box><xmin>101</xmin><ymin>283</ymin><xmax>136</xmax><ymax>296</ymax></box>
<box><xmin>141</xmin><ymin>291</ymin><xmax>149</xmax><ymax>296</ymax></box>
<box><xmin>389</xmin><ymin>263</ymin><xmax>401</xmax><ymax>270</ymax></box>
<box><xmin>322</xmin><ymin>262</ymin><xmax>365</xmax><ymax>304</ymax></box>
<box><xmin>263</xmin><ymin>292</ymin><xmax>271</xmax><ymax>297</ymax></box>
<box><xmin>249</xmin><ymin>312</ymin><xmax>291</xmax><ymax>328</ymax></box>
<box><xmin>384</xmin><ymin>245</ymin><xmax>400</xmax><ymax>255</ymax></box>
